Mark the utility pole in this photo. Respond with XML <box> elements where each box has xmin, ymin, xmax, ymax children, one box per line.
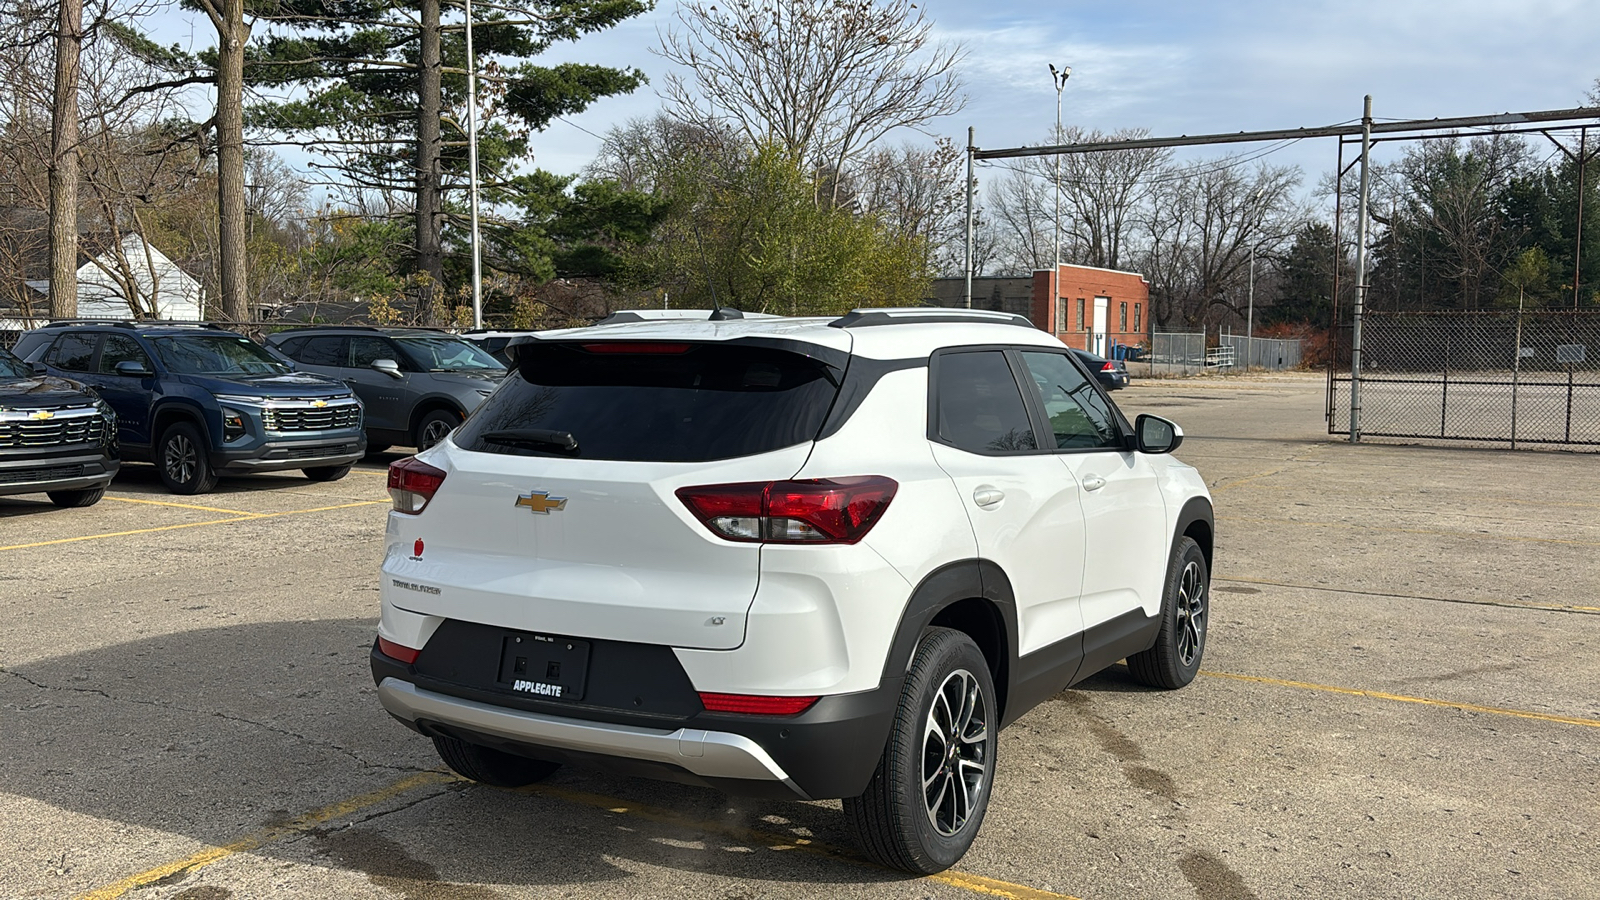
<box><xmin>464</xmin><ymin>0</ymin><xmax>484</xmax><ymax>329</ymax></box>
<box><xmin>1350</xmin><ymin>95</ymin><xmax>1373</xmax><ymax>443</ymax></box>
<box><xmin>964</xmin><ymin>126</ymin><xmax>975</xmax><ymax>309</ymax></box>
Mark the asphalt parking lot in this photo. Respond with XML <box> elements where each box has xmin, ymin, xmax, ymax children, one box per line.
<box><xmin>3</xmin><ymin>371</ymin><xmax>1598</xmax><ymax>900</ymax></box>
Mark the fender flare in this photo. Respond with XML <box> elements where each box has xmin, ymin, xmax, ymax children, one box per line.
<box><xmin>1172</xmin><ymin>495</ymin><xmax>1215</xmax><ymax>569</ymax></box>
<box><xmin>877</xmin><ymin>559</ymin><xmax>1019</xmax><ymax>716</ymax></box>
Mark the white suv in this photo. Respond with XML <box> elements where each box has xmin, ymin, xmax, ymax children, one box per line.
<box><xmin>371</xmin><ymin>308</ymin><xmax>1213</xmax><ymax>873</ymax></box>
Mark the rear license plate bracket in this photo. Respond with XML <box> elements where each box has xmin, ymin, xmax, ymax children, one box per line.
<box><xmin>496</xmin><ymin>632</ymin><xmax>590</xmax><ymax>701</ymax></box>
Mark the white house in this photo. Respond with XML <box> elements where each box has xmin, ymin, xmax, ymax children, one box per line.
<box><xmin>15</xmin><ymin>233</ymin><xmax>204</xmax><ymax>324</ymax></box>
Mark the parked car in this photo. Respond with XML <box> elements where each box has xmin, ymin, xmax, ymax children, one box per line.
<box><xmin>265</xmin><ymin>327</ymin><xmax>505</xmax><ymax>452</ymax></box>
<box><xmin>1071</xmin><ymin>348</ymin><xmax>1131</xmax><ymax>390</ymax></box>
<box><xmin>369</xmin><ymin>307</ymin><xmax>1213</xmax><ymax>874</ymax></box>
<box><xmin>14</xmin><ymin>322</ymin><xmax>364</xmax><ymax>494</ymax></box>
<box><xmin>0</xmin><ymin>346</ymin><xmax>119</xmax><ymax>507</ymax></box>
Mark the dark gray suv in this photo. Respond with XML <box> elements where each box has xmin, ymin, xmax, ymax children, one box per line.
<box><xmin>266</xmin><ymin>327</ymin><xmax>506</xmax><ymax>452</ymax></box>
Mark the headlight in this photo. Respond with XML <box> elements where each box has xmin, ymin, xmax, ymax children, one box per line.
<box><xmin>215</xmin><ymin>394</ymin><xmax>272</xmax><ymax>405</ymax></box>
<box><xmin>221</xmin><ymin>406</ymin><xmax>247</xmax><ymax>442</ymax></box>
<box><xmin>94</xmin><ymin>398</ymin><xmax>115</xmax><ymax>421</ymax></box>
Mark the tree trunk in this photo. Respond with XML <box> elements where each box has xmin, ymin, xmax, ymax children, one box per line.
<box><xmin>48</xmin><ymin>0</ymin><xmax>83</xmax><ymax>320</ymax></box>
<box><xmin>415</xmin><ymin>0</ymin><xmax>444</xmax><ymax>325</ymax></box>
<box><xmin>214</xmin><ymin>0</ymin><xmax>252</xmax><ymax>322</ymax></box>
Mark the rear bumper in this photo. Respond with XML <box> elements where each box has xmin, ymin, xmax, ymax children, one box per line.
<box><xmin>0</xmin><ymin>450</ymin><xmax>119</xmax><ymax>496</ymax></box>
<box><xmin>377</xmin><ymin>677</ymin><xmax>810</xmax><ymax>797</ymax></box>
<box><xmin>212</xmin><ymin>436</ymin><xmax>365</xmax><ymax>472</ymax></box>
<box><xmin>371</xmin><ymin>635</ymin><xmax>901</xmax><ymax>801</ymax></box>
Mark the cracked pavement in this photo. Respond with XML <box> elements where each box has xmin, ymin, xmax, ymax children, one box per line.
<box><xmin>2</xmin><ymin>375</ymin><xmax>1599</xmax><ymax>900</ymax></box>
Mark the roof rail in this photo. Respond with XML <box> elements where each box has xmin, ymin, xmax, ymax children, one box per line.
<box><xmin>42</xmin><ymin>318</ymin><xmax>228</xmax><ymax>330</ymax></box>
<box><xmin>595</xmin><ymin>308</ymin><xmax>782</xmax><ymax>325</ymax></box>
<box><xmin>828</xmin><ymin>308</ymin><xmax>1036</xmax><ymax>329</ymax></box>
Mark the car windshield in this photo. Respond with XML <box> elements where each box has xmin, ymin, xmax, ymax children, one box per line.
<box><xmin>396</xmin><ymin>336</ymin><xmax>505</xmax><ymax>373</ymax></box>
<box><xmin>150</xmin><ymin>335</ymin><xmax>290</xmax><ymax>376</ymax></box>
<box><xmin>0</xmin><ymin>349</ymin><xmax>30</xmax><ymax>379</ymax></box>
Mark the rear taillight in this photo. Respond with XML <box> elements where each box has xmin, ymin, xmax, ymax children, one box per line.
<box><xmin>676</xmin><ymin>477</ymin><xmax>897</xmax><ymax>544</ymax></box>
<box><xmin>378</xmin><ymin>637</ymin><xmax>421</xmax><ymax>664</ymax></box>
<box><xmin>388</xmin><ymin>457</ymin><xmax>446</xmax><ymax>514</ymax></box>
<box><xmin>699</xmin><ymin>692</ymin><xmax>819</xmax><ymax>715</ymax></box>
<box><xmin>1101</xmin><ymin>360</ymin><xmax>1117</xmax><ymax>372</ymax></box>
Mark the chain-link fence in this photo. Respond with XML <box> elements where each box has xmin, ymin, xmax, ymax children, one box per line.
<box><xmin>1149</xmin><ymin>332</ymin><xmax>1207</xmax><ymax>375</ymax></box>
<box><xmin>1329</xmin><ymin>310</ymin><xmax>1600</xmax><ymax>448</ymax></box>
<box><xmin>1219</xmin><ymin>335</ymin><xmax>1303</xmax><ymax>370</ymax></box>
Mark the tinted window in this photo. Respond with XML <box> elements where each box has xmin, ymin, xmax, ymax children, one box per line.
<box><xmin>934</xmin><ymin>351</ymin><xmax>1037</xmax><ymax>453</ymax></box>
<box><xmin>149</xmin><ymin>335</ymin><xmax>289</xmax><ymax>376</ymax></box>
<box><xmin>296</xmin><ymin>336</ymin><xmax>346</xmax><ymax>367</ymax></box>
<box><xmin>396</xmin><ymin>336</ymin><xmax>504</xmax><ymax>372</ymax></box>
<box><xmin>454</xmin><ymin>342</ymin><xmax>841</xmax><ymax>462</ymax></box>
<box><xmin>274</xmin><ymin>336</ymin><xmax>306</xmax><ymax>358</ymax></box>
<box><xmin>99</xmin><ymin>334</ymin><xmax>152</xmax><ymax>374</ymax></box>
<box><xmin>1019</xmin><ymin>351</ymin><xmax>1120</xmax><ymax>450</ymax></box>
<box><xmin>349</xmin><ymin>337</ymin><xmax>397</xmax><ymax>368</ymax></box>
<box><xmin>46</xmin><ymin>333</ymin><xmax>99</xmax><ymax>372</ymax></box>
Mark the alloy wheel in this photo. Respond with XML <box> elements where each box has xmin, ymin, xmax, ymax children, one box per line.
<box><xmin>419</xmin><ymin>419</ymin><xmax>451</xmax><ymax>450</ymax></box>
<box><xmin>164</xmin><ymin>433</ymin><xmax>197</xmax><ymax>485</ymax></box>
<box><xmin>921</xmin><ymin>668</ymin><xmax>990</xmax><ymax>837</ymax></box>
<box><xmin>1176</xmin><ymin>560</ymin><xmax>1207</xmax><ymax>667</ymax></box>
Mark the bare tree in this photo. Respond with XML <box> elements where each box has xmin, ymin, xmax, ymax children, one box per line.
<box><xmin>657</xmin><ymin>0</ymin><xmax>966</xmax><ymax>190</ymax></box>
<box><xmin>983</xmin><ymin>165</ymin><xmax>1053</xmax><ymax>275</ymax></box>
<box><xmin>1048</xmin><ymin>127</ymin><xmax>1172</xmax><ymax>271</ymax></box>
<box><xmin>852</xmin><ymin>139</ymin><xmax>966</xmax><ymax>275</ymax></box>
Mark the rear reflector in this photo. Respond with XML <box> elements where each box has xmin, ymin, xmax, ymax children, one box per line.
<box><xmin>698</xmin><ymin>692</ymin><xmax>819</xmax><ymax>715</ymax></box>
<box><xmin>580</xmin><ymin>342</ymin><xmax>691</xmax><ymax>354</ymax></box>
<box><xmin>677</xmin><ymin>476</ymin><xmax>897</xmax><ymax>544</ymax></box>
<box><xmin>388</xmin><ymin>457</ymin><xmax>446</xmax><ymax>514</ymax></box>
<box><xmin>378</xmin><ymin>637</ymin><xmax>421</xmax><ymax>664</ymax></box>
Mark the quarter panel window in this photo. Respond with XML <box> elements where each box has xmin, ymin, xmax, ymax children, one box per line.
<box><xmin>1019</xmin><ymin>351</ymin><xmax>1120</xmax><ymax>450</ymax></box>
<box><xmin>934</xmin><ymin>351</ymin><xmax>1037</xmax><ymax>454</ymax></box>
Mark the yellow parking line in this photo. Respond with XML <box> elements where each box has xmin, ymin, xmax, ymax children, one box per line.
<box><xmin>1217</xmin><ymin>514</ymin><xmax>1600</xmax><ymax>548</ymax></box>
<box><xmin>101</xmin><ymin>496</ymin><xmax>255</xmax><ymax>515</ymax></box>
<box><xmin>76</xmin><ymin>771</ymin><xmax>455</xmax><ymax>900</ymax></box>
<box><xmin>527</xmin><ymin>783</ymin><xmax>1081</xmax><ymax>900</ymax></box>
<box><xmin>1201</xmin><ymin>670</ymin><xmax>1600</xmax><ymax>730</ymax></box>
<box><xmin>0</xmin><ymin>500</ymin><xmax>388</xmax><ymax>552</ymax></box>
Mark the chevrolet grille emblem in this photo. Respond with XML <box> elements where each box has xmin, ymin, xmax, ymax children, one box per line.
<box><xmin>515</xmin><ymin>491</ymin><xmax>568</xmax><ymax>514</ymax></box>
<box><xmin>28</xmin><ymin>410</ymin><xmax>53</xmax><ymax>420</ymax></box>
<box><xmin>312</xmin><ymin>400</ymin><xmax>328</xmax><ymax>408</ymax></box>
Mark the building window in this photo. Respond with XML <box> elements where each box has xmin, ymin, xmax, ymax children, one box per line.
<box><xmin>1076</xmin><ymin>298</ymin><xmax>1085</xmax><ymax>331</ymax></box>
<box><xmin>1120</xmin><ymin>302</ymin><xmax>1128</xmax><ymax>332</ymax></box>
<box><xmin>1134</xmin><ymin>303</ymin><xmax>1142</xmax><ymax>333</ymax></box>
<box><xmin>1055</xmin><ymin>298</ymin><xmax>1066</xmax><ymax>333</ymax></box>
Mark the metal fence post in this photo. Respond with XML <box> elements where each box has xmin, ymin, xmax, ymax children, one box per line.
<box><xmin>1350</xmin><ymin>95</ymin><xmax>1373</xmax><ymax>443</ymax></box>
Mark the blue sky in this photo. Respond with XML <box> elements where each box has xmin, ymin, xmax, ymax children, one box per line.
<box><xmin>156</xmin><ymin>0</ymin><xmax>1600</xmax><ymax>187</ymax></box>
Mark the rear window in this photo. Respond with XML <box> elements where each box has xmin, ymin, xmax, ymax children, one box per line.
<box><xmin>454</xmin><ymin>341</ymin><xmax>843</xmax><ymax>462</ymax></box>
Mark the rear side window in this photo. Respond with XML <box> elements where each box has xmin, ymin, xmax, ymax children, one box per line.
<box><xmin>454</xmin><ymin>342</ymin><xmax>842</xmax><ymax>462</ymax></box>
<box><xmin>933</xmin><ymin>351</ymin><xmax>1038</xmax><ymax>453</ymax></box>
<box><xmin>45</xmin><ymin>333</ymin><xmax>99</xmax><ymax>372</ymax></box>
<box><xmin>296</xmin><ymin>336</ymin><xmax>346</xmax><ymax>367</ymax></box>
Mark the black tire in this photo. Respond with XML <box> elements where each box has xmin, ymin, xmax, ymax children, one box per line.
<box><xmin>432</xmin><ymin>734</ymin><xmax>560</xmax><ymax>788</ymax></box>
<box><xmin>302</xmin><ymin>464</ymin><xmax>353</xmax><ymax>482</ymax></box>
<box><xmin>363</xmin><ymin>443</ymin><xmax>391</xmax><ymax>457</ymax></box>
<box><xmin>844</xmin><ymin>627</ymin><xmax>997</xmax><ymax>875</ymax></box>
<box><xmin>47</xmin><ymin>486</ymin><xmax>105</xmax><ymax>508</ymax></box>
<box><xmin>157</xmin><ymin>421</ymin><xmax>220</xmax><ymax>495</ymax></box>
<box><xmin>1127</xmin><ymin>536</ymin><xmax>1210</xmax><ymax>689</ymax></box>
<box><xmin>414</xmin><ymin>409</ymin><xmax>460</xmax><ymax>451</ymax></box>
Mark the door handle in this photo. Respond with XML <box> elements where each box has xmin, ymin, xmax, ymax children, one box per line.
<box><xmin>972</xmin><ymin>488</ymin><xmax>1005</xmax><ymax>508</ymax></box>
<box><xmin>1082</xmin><ymin>474</ymin><xmax>1107</xmax><ymax>492</ymax></box>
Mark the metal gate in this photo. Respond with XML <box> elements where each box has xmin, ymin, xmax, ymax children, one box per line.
<box><xmin>1328</xmin><ymin>310</ymin><xmax>1600</xmax><ymax>448</ymax></box>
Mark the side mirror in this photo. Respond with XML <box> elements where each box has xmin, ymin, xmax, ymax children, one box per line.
<box><xmin>114</xmin><ymin>360</ymin><xmax>153</xmax><ymax>377</ymax></box>
<box><xmin>372</xmin><ymin>358</ymin><xmax>404</xmax><ymax>379</ymax></box>
<box><xmin>30</xmin><ymin>362</ymin><xmax>48</xmax><ymax>376</ymax></box>
<box><xmin>1135</xmin><ymin>414</ymin><xmax>1183</xmax><ymax>454</ymax></box>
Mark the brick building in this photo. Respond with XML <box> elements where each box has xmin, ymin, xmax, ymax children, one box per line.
<box><xmin>927</xmin><ymin>264</ymin><xmax>1150</xmax><ymax>355</ymax></box>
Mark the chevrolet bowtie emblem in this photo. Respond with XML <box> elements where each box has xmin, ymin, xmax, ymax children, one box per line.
<box><xmin>515</xmin><ymin>491</ymin><xmax>567</xmax><ymax>514</ymax></box>
<box><xmin>311</xmin><ymin>400</ymin><xmax>328</xmax><ymax>408</ymax></box>
<box><xmin>29</xmin><ymin>410</ymin><xmax>54</xmax><ymax>420</ymax></box>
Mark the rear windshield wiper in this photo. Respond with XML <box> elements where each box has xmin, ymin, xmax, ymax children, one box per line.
<box><xmin>482</xmin><ymin>428</ymin><xmax>579</xmax><ymax>454</ymax></box>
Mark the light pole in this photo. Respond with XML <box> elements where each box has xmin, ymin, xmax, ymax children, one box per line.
<box><xmin>464</xmin><ymin>0</ymin><xmax>484</xmax><ymax>329</ymax></box>
<box><xmin>1049</xmin><ymin>64</ymin><xmax>1071</xmax><ymax>276</ymax></box>
<box><xmin>1245</xmin><ymin>187</ymin><xmax>1263</xmax><ymax>369</ymax></box>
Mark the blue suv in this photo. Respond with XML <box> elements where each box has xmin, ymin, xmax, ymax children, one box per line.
<box><xmin>14</xmin><ymin>322</ymin><xmax>365</xmax><ymax>494</ymax></box>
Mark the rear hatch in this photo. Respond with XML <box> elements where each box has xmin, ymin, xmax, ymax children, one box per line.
<box><xmin>387</xmin><ymin>336</ymin><xmax>847</xmax><ymax>650</ymax></box>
